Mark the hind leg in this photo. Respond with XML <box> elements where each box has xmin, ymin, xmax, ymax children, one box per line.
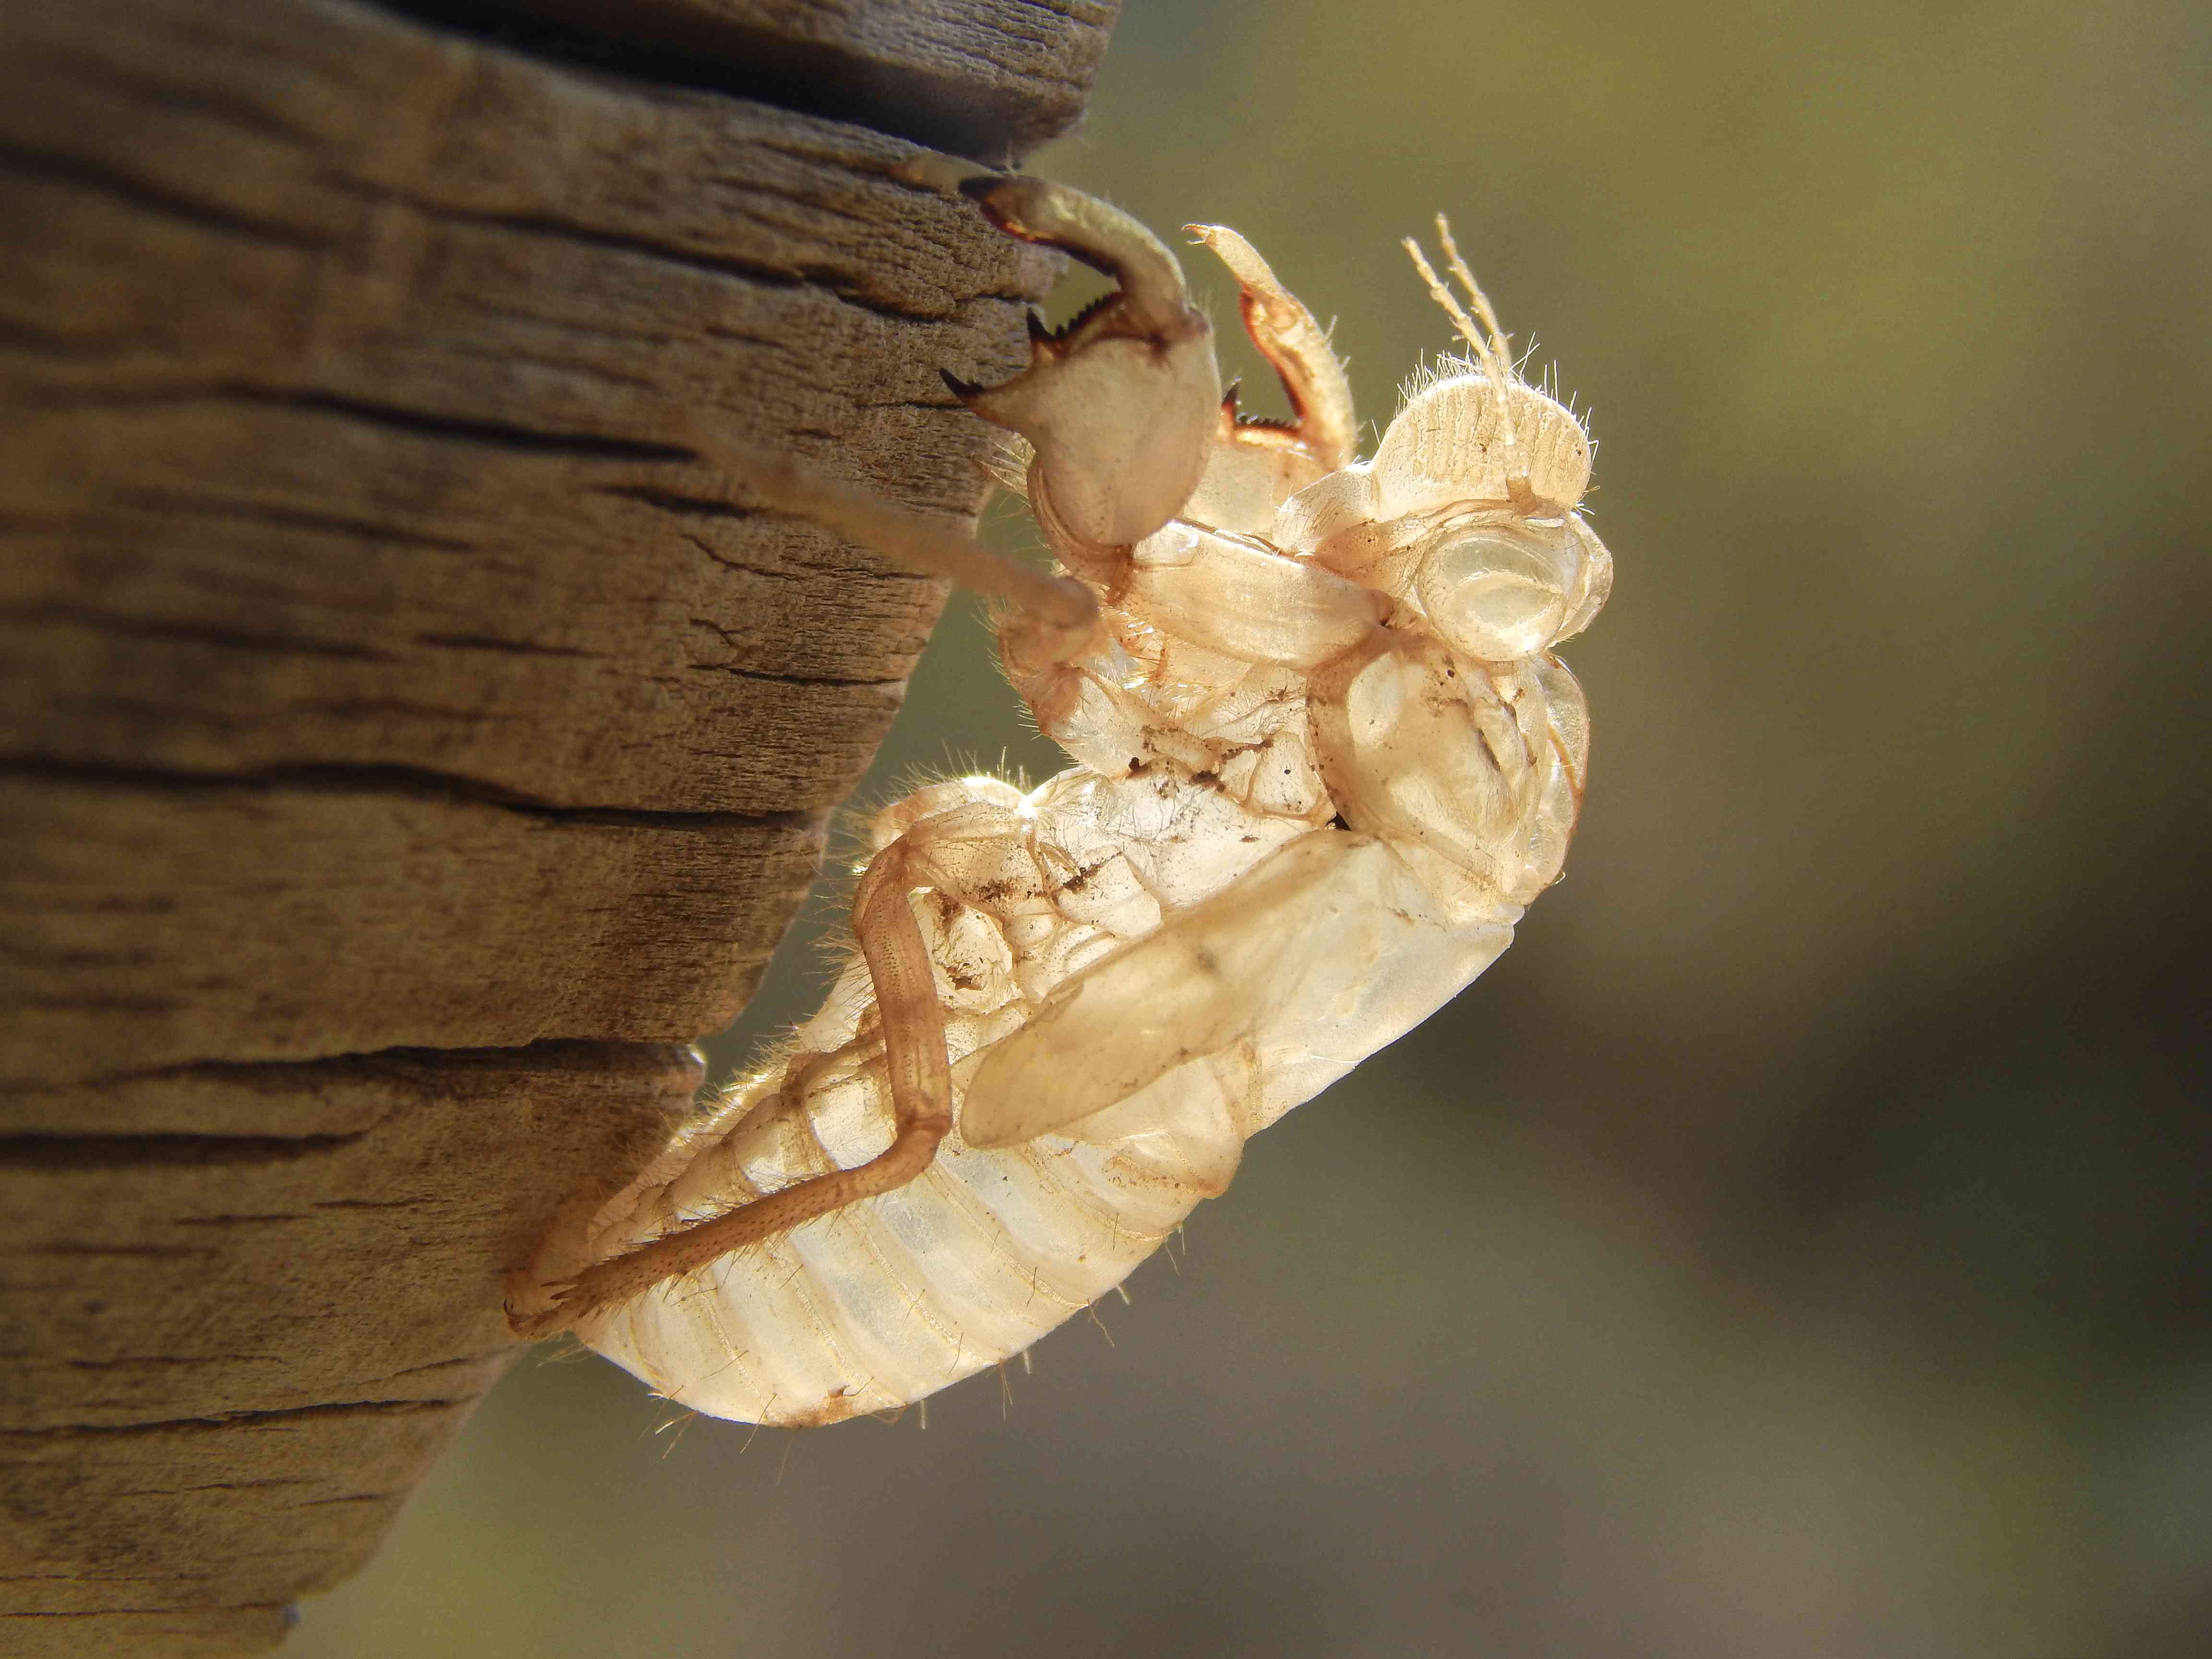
<box><xmin>511</xmin><ymin>782</ymin><xmax>1063</xmax><ymax>1338</ymax></box>
<box><xmin>511</xmin><ymin>829</ymin><xmax>958</xmax><ymax>1338</ymax></box>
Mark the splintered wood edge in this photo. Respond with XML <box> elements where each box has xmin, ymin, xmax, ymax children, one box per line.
<box><xmin>0</xmin><ymin>0</ymin><xmax>1124</xmax><ymax>1648</ymax></box>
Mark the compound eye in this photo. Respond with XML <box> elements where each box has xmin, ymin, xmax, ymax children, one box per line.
<box><xmin>1414</xmin><ymin>524</ymin><xmax>1581</xmax><ymax>661</ymax></box>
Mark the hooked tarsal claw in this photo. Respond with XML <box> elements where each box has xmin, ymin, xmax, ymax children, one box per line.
<box><xmin>955</xmin><ymin>175</ymin><xmax>1223</xmax><ymax>553</ymax></box>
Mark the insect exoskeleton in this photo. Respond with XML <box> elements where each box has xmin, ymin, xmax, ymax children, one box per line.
<box><xmin>508</xmin><ymin>173</ymin><xmax>1612</xmax><ymax>1427</ymax></box>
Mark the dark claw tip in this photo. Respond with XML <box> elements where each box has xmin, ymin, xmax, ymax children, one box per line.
<box><xmin>960</xmin><ymin>173</ymin><xmax>1030</xmax><ymax>235</ymax></box>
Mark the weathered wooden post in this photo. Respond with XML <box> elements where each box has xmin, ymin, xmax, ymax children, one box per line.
<box><xmin>0</xmin><ymin>2</ymin><xmax>1119</xmax><ymax>1650</ymax></box>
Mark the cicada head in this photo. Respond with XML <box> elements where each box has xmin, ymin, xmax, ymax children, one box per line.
<box><xmin>1278</xmin><ymin>220</ymin><xmax>1612</xmax><ymax>665</ymax></box>
<box><xmin>1371</xmin><ymin>369</ymin><xmax>1592</xmax><ymax>522</ymax></box>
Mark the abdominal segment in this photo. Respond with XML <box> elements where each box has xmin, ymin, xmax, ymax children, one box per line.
<box><xmin>555</xmin><ymin>768</ymin><xmax>1515</xmax><ymax>1425</ymax></box>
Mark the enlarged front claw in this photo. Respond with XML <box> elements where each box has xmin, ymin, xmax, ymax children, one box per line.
<box><xmin>952</xmin><ymin>175</ymin><xmax>1222</xmax><ymax>558</ymax></box>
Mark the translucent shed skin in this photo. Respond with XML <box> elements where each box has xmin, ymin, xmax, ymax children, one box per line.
<box><xmin>509</xmin><ymin>176</ymin><xmax>1613</xmax><ymax>1426</ymax></box>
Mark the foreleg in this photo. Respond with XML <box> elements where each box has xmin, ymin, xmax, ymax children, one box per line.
<box><xmin>1189</xmin><ymin>225</ymin><xmax>1357</xmax><ymax>472</ymax></box>
<box><xmin>676</xmin><ymin>170</ymin><xmax>1232</xmax><ymax>675</ymax></box>
<box><xmin>948</xmin><ymin>174</ymin><xmax>1222</xmax><ymax>563</ymax></box>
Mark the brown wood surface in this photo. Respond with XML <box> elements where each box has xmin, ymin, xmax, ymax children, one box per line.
<box><xmin>0</xmin><ymin>0</ymin><xmax>1118</xmax><ymax>1650</ymax></box>
<box><xmin>435</xmin><ymin>0</ymin><xmax>1123</xmax><ymax>157</ymax></box>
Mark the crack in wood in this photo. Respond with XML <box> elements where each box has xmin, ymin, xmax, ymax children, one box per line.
<box><xmin>406</xmin><ymin>199</ymin><xmax>985</xmax><ymax>328</ymax></box>
<box><xmin>0</xmin><ymin>1132</ymin><xmax>374</xmax><ymax>1173</ymax></box>
<box><xmin>361</xmin><ymin>0</ymin><xmax>1111</xmax><ymax>160</ymax></box>
<box><xmin>0</xmin><ymin>138</ymin><xmax>329</xmax><ymax>253</ymax></box>
<box><xmin>197</xmin><ymin>387</ymin><xmax>698</xmax><ymax>462</ymax></box>
<box><xmin>407</xmin><ymin>632</ymin><xmax>603</xmax><ymax>660</ymax></box>
<box><xmin>0</xmin><ymin>754</ymin><xmax>821</xmax><ymax>829</ymax></box>
<box><xmin>0</xmin><ymin>1604</ymin><xmax>292</xmax><ymax>1619</ymax></box>
<box><xmin>93</xmin><ymin>491</ymin><xmax>481</xmax><ymax>554</ymax></box>
<box><xmin>0</xmin><ymin>1039</ymin><xmax>707</xmax><ymax>1105</ymax></box>
<box><xmin>0</xmin><ymin>1398</ymin><xmax>469</xmax><ymax>1438</ymax></box>
<box><xmin>683</xmin><ymin>622</ymin><xmax>907</xmax><ymax>689</ymax></box>
<box><xmin>595</xmin><ymin>484</ymin><xmax>942</xmax><ymax>579</ymax></box>
<box><xmin>0</xmin><ymin>602</ymin><xmax>402</xmax><ymax>664</ymax></box>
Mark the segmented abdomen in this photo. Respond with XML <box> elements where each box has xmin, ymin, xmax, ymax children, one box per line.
<box><xmin>559</xmin><ymin>746</ymin><xmax>1528</xmax><ymax>1425</ymax></box>
<box><xmin>565</xmin><ymin>770</ymin><xmax>1285</xmax><ymax>1424</ymax></box>
<box><xmin>580</xmin><ymin>1095</ymin><xmax>1223</xmax><ymax>1424</ymax></box>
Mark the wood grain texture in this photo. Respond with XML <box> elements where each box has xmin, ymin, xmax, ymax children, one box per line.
<box><xmin>0</xmin><ymin>0</ymin><xmax>1120</xmax><ymax>1649</ymax></box>
<box><xmin>0</xmin><ymin>776</ymin><xmax>822</xmax><ymax>1084</ymax></box>
<box><xmin>0</xmin><ymin>1046</ymin><xmax>700</xmax><ymax>1658</ymax></box>
<box><xmin>397</xmin><ymin>0</ymin><xmax>1123</xmax><ymax>157</ymax></box>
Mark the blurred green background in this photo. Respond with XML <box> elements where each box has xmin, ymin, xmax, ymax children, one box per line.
<box><xmin>294</xmin><ymin>1</ymin><xmax>2211</xmax><ymax>1654</ymax></box>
